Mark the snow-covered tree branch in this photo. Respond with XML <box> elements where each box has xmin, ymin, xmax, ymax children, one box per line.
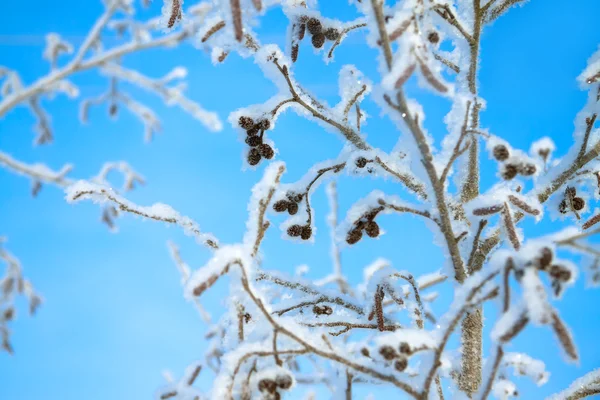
<box><xmin>3</xmin><ymin>0</ymin><xmax>600</xmax><ymax>399</ymax></box>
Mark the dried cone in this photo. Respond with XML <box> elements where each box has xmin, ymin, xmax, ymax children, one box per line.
<box><xmin>365</xmin><ymin>221</ymin><xmax>380</xmax><ymax>238</ymax></box>
<box><xmin>306</xmin><ymin>18</ymin><xmax>322</xmax><ymax>35</ymax></box>
<box><xmin>245</xmin><ymin>136</ymin><xmax>262</xmax><ymax>147</ymax></box>
<box><xmin>502</xmin><ymin>164</ymin><xmax>518</xmax><ymax>180</ymax></box>
<box><xmin>300</xmin><ymin>225</ymin><xmax>312</xmax><ymax>240</ymax></box>
<box><xmin>311</xmin><ymin>33</ymin><xmax>325</xmax><ymax>48</ymax></box>
<box><xmin>519</xmin><ymin>163</ymin><xmax>537</xmax><ymax>176</ymax></box>
<box><xmin>398</xmin><ymin>342</ymin><xmax>411</xmax><ymax>354</ymax></box>
<box><xmin>493</xmin><ymin>144</ymin><xmax>510</xmax><ymax>161</ymax></box>
<box><xmin>355</xmin><ymin>157</ymin><xmax>368</xmax><ymax>168</ymax></box>
<box><xmin>324</xmin><ymin>28</ymin><xmax>340</xmax><ymax>41</ymax></box>
<box><xmin>287</xmin><ymin>225</ymin><xmax>303</xmax><ymax>237</ymax></box>
<box><xmin>394</xmin><ymin>358</ymin><xmax>408</xmax><ymax>372</ymax></box>
<box><xmin>346</xmin><ymin>228</ymin><xmax>363</xmax><ymax>245</ymax></box>
<box><xmin>287</xmin><ymin>201</ymin><xmax>299</xmax><ymax>215</ymax></box>
<box><xmin>258</xmin><ymin>379</ymin><xmax>278</xmax><ymax>393</ymax></box>
<box><xmin>258</xmin><ymin>144</ymin><xmax>275</xmax><ymax>159</ymax></box>
<box><xmin>273</xmin><ymin>200</ymin><xmax>289</xmax><ymax>212</ymax></box>
<box><xmin>427</xmin><ymin>31</ymin><xmax>440</xmax><ymax>44</ymax></box>
<box><xmin>537</xmin><ymin>247</ymin><xmax>553</xmax><ymax>270</ymax></box>
<box><xmin>247</xmin><ymin>148</ymin><xmax>261</xmax><ymax>165</ymax></box>
<box><xmin>239</xmin><ymin>116</ymin><xmax>254</xmax><ymax>130</ymax></box>
<box><xmin>572</xmin><ymin>197</ymin><xmax>585</xmax><ymax>211</ymax></box>
<box><xmin>379</xmin><ymin>345</ymin><xmax>397</xmax><ymax>360</ymax></box>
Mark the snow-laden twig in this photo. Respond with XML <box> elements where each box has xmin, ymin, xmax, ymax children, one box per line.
<box><xmin>66</xmin><ymin>181</ymin><xmax>219</xmax><ymax>249</ymax></box>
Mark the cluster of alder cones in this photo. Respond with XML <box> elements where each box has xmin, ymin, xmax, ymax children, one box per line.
<box><xmin>360</xmin><ymin>341</ymin><xmax>426</xmax><ymax>373</ymax></box>
<box><xmin>291</xmin><ymin>16</ymin><xmax>340</xmax><ymax>61</ymax></box>
<box><xmin>492</xmin><ymin>144</ymin><xmax>537</xmax><ymax>180</ymax></box>
<box><xmin>519</xmin><ymin>247</ymin><xmax>573</xmax><ymax>296</ymax></box>
<box><xmin>239</xmin><ymin>116</ymin><xmax>275</xmax><ymax>165</ymax></box>
<box><xmin>257</xmin><ymin>373</ymin><xmax>293</xmax><ymax>400</ymax></box>
<box><xmin>346</xmin><ymin>208</ymin><xmax>382</xmax><ymax>244</ymax></box>
<box><xmin>272</xmin><ymin>192</ymin><xmax>313</xmax><ymax>240</ymax></box>
<box><xmin>559</xmin><ymin>186</ymin><xmax>586</xmax><ymax>215</ymax></box>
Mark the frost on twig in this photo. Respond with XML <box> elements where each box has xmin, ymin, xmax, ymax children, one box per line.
<box><xmin>546</xmin><ymin>368</ymin><xmax>600</xmax><ymax>400</ymax></box>
<box><xmin>0</xmin><ymin>238</ymin><xmax>42</xmax><ymax>354</ymax></box>
<box><xmin>0</xmin><ymin>0</ymin><xmax>221</xmax><ymax>145</ymax></box>
<box><xmin>66</xmin><ymin>181</ymin><xmax>219</xmax><ymax>249</ymax></box>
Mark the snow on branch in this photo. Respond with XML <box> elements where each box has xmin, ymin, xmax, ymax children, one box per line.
<box><xmin>0</xmin><ymin>238</ymin><xmax>42</xmax><ymax>354</ymax></box>
<box><xmin>66</xmin><ymin>181</ymin><xmax>219</xmax><ymax>249</ymax></box>
<box><xmin>546</xmin><ymin>368</ymin><xmax>600</xmax><ymax>400</ymax></box>
<box><xmin>0</xmin><ymin>0</ymin><xmax>221</xmax><ymax>145</ymax></box>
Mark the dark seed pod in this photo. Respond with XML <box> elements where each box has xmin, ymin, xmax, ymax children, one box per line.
<box><xmin>291</xmin><ymin>44</ymin><xmax>299</xmax><ymax>62</ymax></box>
<box><xmin>360</xmin><ymin>347</ymin><xmax>370</xmax><ymax>357</ymax></box>
<box><xmin>313</xmin><ymin>305</ymin><xmax>333</xmax><ymax>315</ymax></box>
<box><xmin>355</xmin><ymin>157</ymin><xmax>368</xmax><ymax>168</ymax></box>
<box><xmin>258</xmin><ymin>119</ymin><xmax>271</xmax><ymax>130</ymax></box>
<box><xmin>549</xmin><ymin>265</ymin><xmax>564</xmax><ymax>279</ymax></box>
<box><xmin>243</xmin><ymin>313</ymin><xmax>252</xmax><ymax>323</ymax></box>
<box><xmin>398</xmin><ymin>342</ymin><xmax>411</xmax><ymax>355</ymax></box>
<box><xmin>519</xmin><ymin>163</ymin><xmax>537</xmax><ymax>176</ymax></box>
<box><xmin>324</xmin><ymin>28</ymin><xmax>340</xmax><ymax>41</ymax></box>
<box><xmin>247</xmin><ymin>126</ymin><xmax>260</xmax><ymax>137</ymax></box>
<box><xmin>365</xmin><ymin>221</ymin><xmax>380</xmax><ymax>238</ymax></box>
<box><xmin>245</xmin><ymin>135</ymin><xmax>262</xmax><ymax>147</ymax></box>
<box><xmin>493</xmin><ymin>145</ymin><xmax>510</xmax><ymax>161</ymax></box>
<box><xmin>346</xmin><ymin>228</ymin><xmax>363</xmax><ymax>245</ymax></box>
<box><xmin>558</xmin><ymin>200</ymin><xmax>568</xmax><ymax>214</ymax></box>
<box><xmin>273</xmin><ymin>200</ymin><xmax>289</xmax><ymax>212</ymax></box>
<box><xmin>239</xmin><ymin>116</ymin><xmax>254</xmax><ymax>130</ymax></box>
<box><xmin>306</xmin><ymin>18</ymin><xmax>322</xmax><ymax>35</ymax></box>
<box><xmin>287</xmin><ymin>225</ymin><xmax>303</xmax><ymax>237</ymax></box>
<box><xmin>427</xmin><ymin>31</ymin><xmax>440</xmax><ymax>44</ymax></box>
<box><xmin>502</xmin><ymin>164</ymin><xmax>518</xmax><ymax>180</ymax></box>
<box><xmin>300</xmin><ymin>225</ymin><xmax>312</xmax><ymax>240</ymax></box>
<box><xmin>276</xmin><ymin>374</ymin><xmax>293</xmax><ymax>390</ymax></box>
<box><xmin>537</xmin><ymin>247</ymin><xmax>553</xmax><ymax>269</ymax></box>
<box><xmin>538</xmin><ymin>148</ymin><xmax>550</xmax><ymax>161</ymax></box>
<box><xmin>559</xmin><ymin>269</ymin><xmax>572</xmax><ymax>282</ymax></box>
<box><xmin>258</xmin><ymin>144</ymin><xmax>275</xmax><ymax>159</ymax></box>
<box><xmin>247</xmin><ymin>148</ymin><xmax>262</xmax><ymax>166</ymax></box>
<box><xmin>572</xmin><ymin>197</ymin><xmax>585</xmax><ymax>211</ymax></box>
<box><xmin>379</xmin><ymin>345</ymin><xmax>397</xmax><ymax>361</ymax></box>
<box><xmin>394</xmin><ymin>358</ymin><xmax>408</xmax><ymax>372</ymax></box>
<box><xmin>258</xmin><ymin>379</ymin><xmax>278</xmax><ymax>393</ymax></box>
<box><xmin>287</xmin><ymin>201</ymin><xmax>299</xmax><ymax>215</ymax></box>
<box><xmin>311</xmin><ymin>33</ymin><xmax>325</xmax><ymax>48</ymax></box>
<box><xmin>298</xmin><ymin>23</ymin><xmax>306</xmax><ymax>40</ymax></box>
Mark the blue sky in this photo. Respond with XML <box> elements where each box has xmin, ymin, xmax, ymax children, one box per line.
<box><xmin>0</xmin><ymin>0</ymin><xmax>599</xmax><ymax>399</ymax></box>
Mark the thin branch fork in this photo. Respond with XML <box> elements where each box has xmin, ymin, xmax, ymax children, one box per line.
<box><xmin>0</xmin><ymin>13</ymin><xmax>192</xmax><ymax>119</ymax></box>
<box><xmin>432</xmin><ymin>4</ymin><xmax>474</xmax><ymax>42</ymax></box>
<box><xmin>272</xmin><ymin>58</ymin><xmax>427</xmax><ymax>197</ymax></box>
